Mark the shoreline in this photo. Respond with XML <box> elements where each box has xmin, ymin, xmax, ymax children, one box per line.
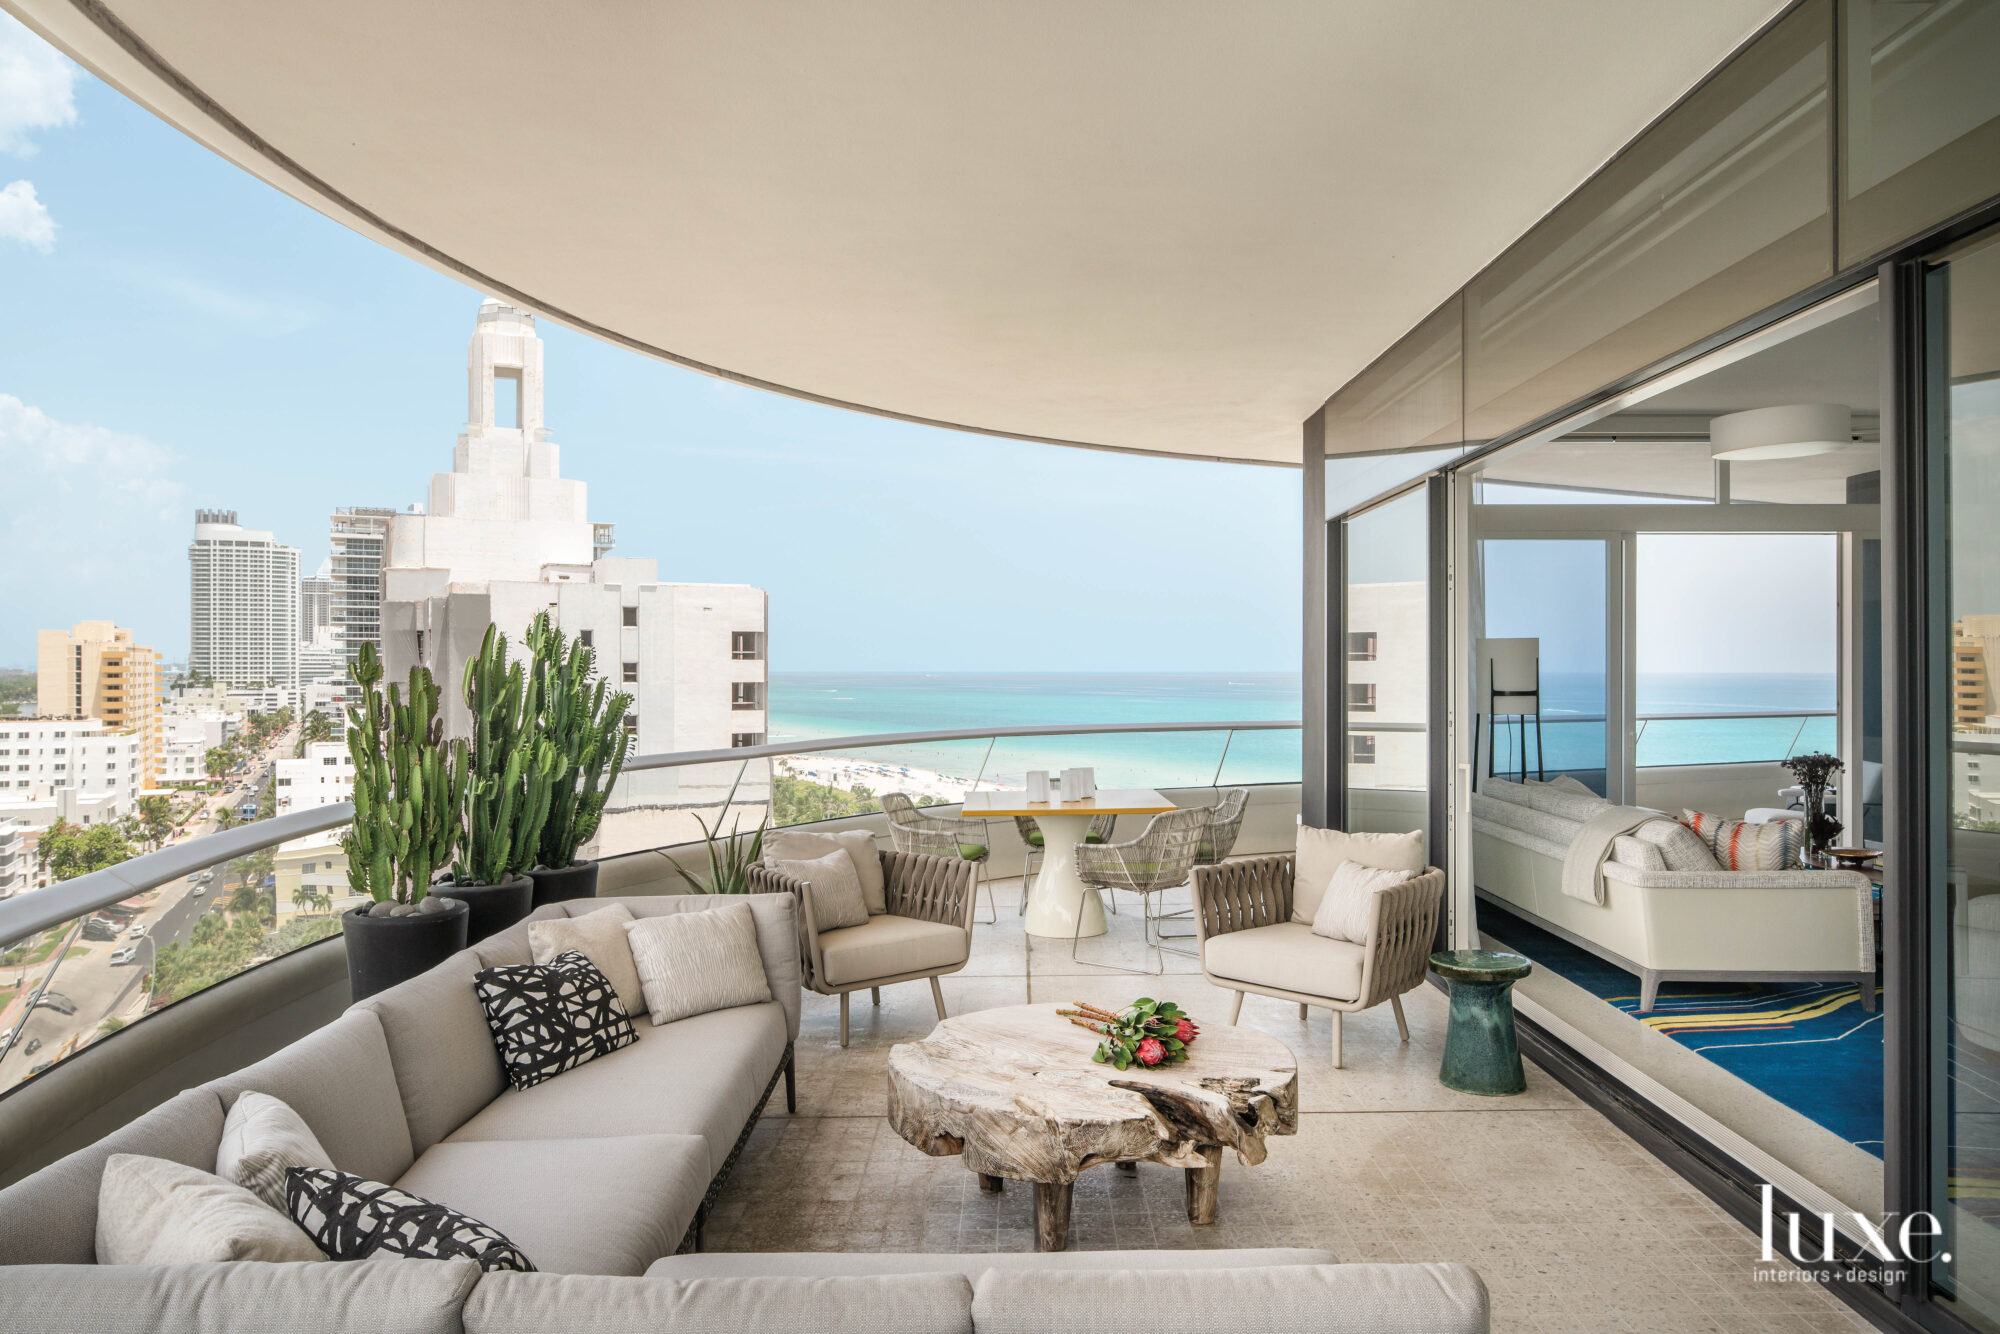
<box><xmin>774</xmin><ymin>754</ymin><xmax>1013</xmax><ymax>805</ymax></box>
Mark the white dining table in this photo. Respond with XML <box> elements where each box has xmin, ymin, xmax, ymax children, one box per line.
<box><xmin>959</xmin><ymin>788</ymin><xmax>1178</xmax><ymax>939</ymax></box>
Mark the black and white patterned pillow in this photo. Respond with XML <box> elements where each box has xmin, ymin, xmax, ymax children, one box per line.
<box><xmin>285</xmin><ymin>1168</ymin><xmax>535</xmax><ymax>1272</ymax></box>
<box><xmin>474</xmin><ymin>949</ymin><xmax>638</xmax><ymax>1090</ymax></box>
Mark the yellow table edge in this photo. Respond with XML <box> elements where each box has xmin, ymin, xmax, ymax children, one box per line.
<box><xmin>959</xmin><ymin>789</ymin><xmax>1178</xmax><ymax>818</ymax></box>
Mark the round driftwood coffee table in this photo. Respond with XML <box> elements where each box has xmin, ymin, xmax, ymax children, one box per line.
<box><xmin>886</xmin><ymin>1002</ymin><xmax>1298</xmax><ymax>1250</ymax></box>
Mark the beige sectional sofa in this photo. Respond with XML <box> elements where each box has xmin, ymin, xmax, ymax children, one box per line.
<box><xmin>0</xmin><ymin>892</ymin><xmax>1490</xmax><ymax>1333</ymax></box>
<box><xmin>1471</xmin><ymin>779</ymin><xmax>1875</xmax><ymax>1011</ymax></box>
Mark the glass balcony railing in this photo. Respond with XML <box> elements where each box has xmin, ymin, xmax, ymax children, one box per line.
<box><xmin>0</xmin><ymin>720</ymin><xmax>1301</xmax><ymax>1100</ymax></box>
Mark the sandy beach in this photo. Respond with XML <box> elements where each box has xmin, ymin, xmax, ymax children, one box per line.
<box><xmin>774</xmin><ymin>754</ymin><xmax>1011</xmax><ymax>805</ymax></box>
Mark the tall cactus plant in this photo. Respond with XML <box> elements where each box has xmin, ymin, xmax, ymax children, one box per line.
<box><xmin>456</xmin><ymin>624</ymin><xmax>559</xmax><ymax>885</ymax></box>
<box><xmin>342</xmin><ymin>642</ymin><xmax>468</xmax><ymax>904</ymax></box>
<box><xmin>526</xmin><ymin>612</ymin><xmax>633</xmax><ymax>868</ymax></box>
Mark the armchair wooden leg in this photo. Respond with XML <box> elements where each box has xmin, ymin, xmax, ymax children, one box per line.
<box><xmin>1229</xmin><ymin>990</ymin><xmax>1244</xmax><ymax>1024</ymax></box>
<box><xmin>839</xmin><ymin>991</ymin><xmax>850</xmax><ymax>1048</ymax></box>
<box><xmin>1391</xmin><ymin>993</ymin><xmax>1410</xmax><ymax>1043</ymax></box>
<box><xmin>871</xmin><ymin>986</ymin><xmax>880</xmax><ymax>1005</ymax></box>
<box><xmin>1298</xmin><ymin>1002</ymin><xmax>1308</xmax><ymax>1021</ymax></box>
<box><xmin>1639</xmin><ymin>969</ymin><xmax>1662</xmax><ymax>1015</ymax></box>
<box><xmin>929</xmin><ymin>975</ymin><xmax>947</xmax><ymax>1020</ymax></box>
<box><xmin>1331</xmin><ymin>1011</ymin><xmax>1344</xmax><ymax>1069</ymax></box>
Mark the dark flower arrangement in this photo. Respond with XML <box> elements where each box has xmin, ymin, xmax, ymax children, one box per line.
<box><xmin>1779</xmin><ymin>751</ymin><xmax>1844</xmax><ymax>862</ymax></box>
<box><xmin>1059</xmin><ymin>998</ymin><xmax>1200</xmax><ymax>1070</ymax></box>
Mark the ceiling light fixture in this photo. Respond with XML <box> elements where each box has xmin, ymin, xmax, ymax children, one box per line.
<box><xmin>1709</xmin><ymin>403</ymin><xmax>1852</xmax><ymax>461</ymax></box>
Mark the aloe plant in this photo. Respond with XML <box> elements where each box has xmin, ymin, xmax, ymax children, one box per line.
<box><xmin>342</xmin><ymin>642</ymin><xmax>468</xmax><ymax>904</ymax></box>
<box><xmin>526</xmin><ymin>612</ymin><xmax>633</xmax><ymax>867</ymax></box>
<box><xmin>455</xmin><ymin>624</ymin><xmax>560</xmax><ymax>886</ymax></box>
<box><xmin>660</xmin><ymin>812</ymin><xmax>768</xmax><ymax>894</ymax></box>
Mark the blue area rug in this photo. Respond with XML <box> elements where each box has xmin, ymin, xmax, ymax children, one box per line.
<box><xmin>1476</xmin><ymin>899</ymin><xmax>1886</xmax><ymax>1152</ymax></box>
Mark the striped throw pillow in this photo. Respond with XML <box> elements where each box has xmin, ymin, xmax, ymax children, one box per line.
<box><xmin>1682</xmin><ymin>810</ymin><xmax>1801</xmax><ymax>871</ymax></box>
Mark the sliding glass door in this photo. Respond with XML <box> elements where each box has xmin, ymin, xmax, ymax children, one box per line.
<box><xmin>1476</xmin><ymin>537</ymin><xmax>1617</xmax><ymax>798</ymax></box>
<box><xmin>1341</xmin><ymin>489</ymin><xmax>1428</xmax><ymax>837</ymax></box>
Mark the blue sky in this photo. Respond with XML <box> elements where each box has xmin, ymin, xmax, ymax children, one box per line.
<box><xmin>0</xmin><ymin>17</ymin><xmax>1301</xmax><ymax>674</ymax></box>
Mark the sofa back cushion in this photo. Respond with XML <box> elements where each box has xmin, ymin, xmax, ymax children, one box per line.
<box><xmin>0</xmin><ymin>1086</ymin><xmax>224</xmax><ymax>1266</ymax></box>
<box><xmin>970</xmin><ymin>1263</ymin><xmax>1488</xmax><ymax>1334</ymax></box>
<box><xmin>593</xmin><ymin>894</ymin><xmax>800</xmax><ymax>1040</ymax></box>
<box><xmin>1610</xmin><ymin>834</ymin><xmax>1668</xmax><ymax>872</ymax></box>
<box><xmin>207</xmin><ymin>1008</ymin><xmax>415</xmax><ymax>1186</ymax></box>
<box><xmin>360</xmin><ymin>950</ymin><xmax>507</xmax><ymax>1155</ymax></box>
<box><xmin>0</xmin><ymin>1257</ymin><xmax>479</xmax><ymax>1334</ymax></box>
<box><xmin>1631</xmin><ymin>819</ymin><xmax>1723</xmax><ymax>872</ymax></box>
<box><xmin>1293</xmin><ymin>828</ymin><xmax>1426</xmax><ymax>925</ymax></box>
<box><xmin>764</xmin><ymin>828</ymin><xmax>887</xmax><ymax>915</ymax></box>
<box><xmin>463</xmin><ymin>1270</ymin><xmax>973</xmax><ymax>1334</ymax></box>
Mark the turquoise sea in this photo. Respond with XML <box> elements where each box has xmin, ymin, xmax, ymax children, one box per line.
<box><xmin>766</xmin><ymin>671</ymin><xmax>1838</xmax><ymax>789</ymax></box>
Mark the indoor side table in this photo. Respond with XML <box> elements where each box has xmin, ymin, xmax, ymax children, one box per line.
<box><xmin>1429</xmin><ymin>949</ymin><xmax>1532</xmax><ymax>1097</ymax></box>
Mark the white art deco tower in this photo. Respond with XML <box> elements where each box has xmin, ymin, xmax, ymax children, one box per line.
<box><xmin>188</xmin><ymin>510</ymin><xmax>301</xmax><ymax>688</ymax></box>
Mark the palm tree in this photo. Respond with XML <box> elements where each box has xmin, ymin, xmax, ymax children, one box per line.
<box><xmin>290</xmin><ymin>886</ymin><xmax>309</xmax><ymax>916</ymax></box>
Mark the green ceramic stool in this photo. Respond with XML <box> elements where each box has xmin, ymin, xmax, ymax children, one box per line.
<box><xmin>1429</xmin><ymin>949</ymin><xmax>1532</xmax><ymax>1096</ymax></box>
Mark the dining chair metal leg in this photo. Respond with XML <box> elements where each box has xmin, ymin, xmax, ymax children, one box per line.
<box><xmin>1070</xmin><ymin>887</ymin><xmax>1159</xmax><ymax>976</ymax></box>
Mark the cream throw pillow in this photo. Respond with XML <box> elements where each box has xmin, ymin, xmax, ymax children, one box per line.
<box><xmin>763</xmin><ymin>829</ymin><xmax>886</xmax><ymax>913</ymax></box>
<box><xmin>622</xmin><ymin>900</ymin><xmax>774</xmax><ymax>1026</ymax></box>
<box><xmin>96</xmin><ymin>1153</ymin><xmax>326</xmax><ymax>1265</ymax></box>
<box><xmin>1310</xmin><ymin>860</ymin><xmax>1416</xmax><ymax>944</ymax></box>
<box><xmin>1293</xmin><ymin>827</ymin><xmax>1426</xmax><ymax>924</ymax></box>
<box><xmin>774</xmin><ymin>849</ymin><xmax>870</xmax><ymax>932</ymax></box>
<box><xmin>529</xmin><ymin>903</ymin><xmax>646</xmax><ymax>1017</ymax></box>
<box><xmin>214</xmin><ymin>1092</ymin><xmax>335</xmax><ymax>1212</ymax></box>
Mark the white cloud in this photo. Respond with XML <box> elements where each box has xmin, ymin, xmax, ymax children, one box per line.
<box><xmin>0</xmin><ymin>394</ymin><xmax>186</xmax><ymax>663</ymax></box>
<box><xmin>0</xmin><ymin>178</ymin><xmax>54</xmax><ymax>251</ymax></box>
<box><xmin>0</xmin><ymin>14</ymin><xmax>77</xmax><ymax>156</ymax></box>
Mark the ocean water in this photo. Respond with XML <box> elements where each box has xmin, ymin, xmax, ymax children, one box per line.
<box><xmin>767</xmin><ymin>670</ymin><xmax>1839</xmax><ymax>788</ymax></box>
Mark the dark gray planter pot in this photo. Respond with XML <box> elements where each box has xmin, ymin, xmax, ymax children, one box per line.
<box><xmin>343</xmin><ymin>897</ymin><xmax>468</xmax><ymax>1002</ymax></box>
<box><xmin>448</xmin><ymin>873</ymin><xmax>535</xmax><ymax>943</ymax></box>
<box><xmin>528</xmin><ymin>859</ymin><xmax>599</xmax><ymax>909</ymax></box>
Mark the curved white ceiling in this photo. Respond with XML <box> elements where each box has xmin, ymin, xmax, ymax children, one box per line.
<box><xmin>10</xmin><ymin>1</ymin><xmax>1787</xmax><ymax>464</ymax></box>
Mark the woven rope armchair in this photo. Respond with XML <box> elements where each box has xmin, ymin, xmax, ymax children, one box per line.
<box><xmin>747</xmin><ymin>849</ymin><xmax>975</xmax><ymax>1047</ymax></box>
<box><xmin>882</xmin><ymin>791</ymin><xmax>999</xmax><ymax>924</ymax></box>
<box><xmin>1192</xmin><ymin>853</ymin><xmax>1444</xmax><ymax>1067</ymax></box>
<box><xmin>1013</xmin><ymin>812</ymin><xmax>1118</xmax><ymax>917</ymax></box>
<box><xmin>1071</xmin><ymin>806</ymin><xmax>1209</xmax><ymax>974</ymax></box>
<box><xmin>1193</xmin><ymin>788</ymin><xmax>1250</xmax><ymax>867</ymax></box>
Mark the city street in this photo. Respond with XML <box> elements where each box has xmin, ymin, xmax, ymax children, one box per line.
<box><xmin>0</xmin><ymin>724</ymin><xmax>293</xmax><ymax>1090</ymax></box>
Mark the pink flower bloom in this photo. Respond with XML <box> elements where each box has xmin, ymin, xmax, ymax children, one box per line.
<box><xmin>1174</xmin><ymin>1018</ymin><xmax>1197</xmax><ymax>1043</ymax></box>
<box><xmin>1136</xmin><ymin>1037</ymin><xmax>1166</xmax><ymax>1066</ymax></box>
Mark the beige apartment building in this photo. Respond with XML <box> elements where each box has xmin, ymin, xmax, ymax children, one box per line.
<box><xmin>35</xmin><ymin>620</ymin><xmax>162</xmax><ymax>784</ymax></box>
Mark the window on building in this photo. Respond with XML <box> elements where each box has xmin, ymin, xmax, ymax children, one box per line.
<box><xmin>731</xmin><ymin>682</ymin><xmax>763</xmax><ymax>711</ymax></box>
<box><xmin>1347</xmin><ymin>683</ymin><xmax>1378</xmax><ymax>713</ymax></box>
<box><xmin>621</xmin><ymin>606</ymin><xmax>638</xmax><ymax>627</ymax></box>
<box><xmin>731</xmin><ymin>631</ymin><xmax>764</xmax><ymax>661</ymax></box>
<box><xmin>622</xmin><ymin>661</ymin><xmax>638</xmax><ymax>683</ymax></box>
<box><xmin>578</xmin><ymin>629</ymin><xmax>593</xmax><ymax>648</ymax></box>
<box><xmin>493</xmin><ymin>369</ymin><xmax>522</xmax><ymax>428</ymax></box>
<box><xmin>731</xmin><ymin>732</ymin><xmax>765</xmax><ymax>748</ymax></box>
<box><xmin>622</xmin><ymin>715</ymin><xmax>638</xmax><ymax>737</ymax></box>
<box><xmin>1347</xmin><ymin>631</ymin><xmax>1378</xmax><ymax>662</ymax></box>
<box><xmin>1348</xmin><ymin>734</ymin><xmax>1377</xmax><ymax>765</ymax></box>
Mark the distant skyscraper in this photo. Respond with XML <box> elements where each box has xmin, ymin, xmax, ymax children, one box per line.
<box><xmin>188</xmin><ymin>510</ymin><xmax>300</xmax><ymax>688</ymax></box>
<box><xmin>330</xmin><ymin>506</ymin><xmax>398</xmax><ymax>669</ymax></box>
<box><xmin>301</xmin><ymin>558</ymin><xmax>333</xmax><ymax>639</ymax></box>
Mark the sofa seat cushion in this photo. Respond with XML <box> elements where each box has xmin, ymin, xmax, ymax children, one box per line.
<box><xmin>1204</xmin><ymin>923</ymin><xmax>1364</xmax><ymax>1002</ymax></box>
<box><xmin>0</xmin><ymin>1257</ymin><xmax>480</xmax><ymax>1334</ymax></box>
<box><xmin>646</xmin><ymin>1248</ymin><xmax>1339</xmax><ymax>1278</ymax></box>
<box><xmin>818</xmin><ymin>913</ymin><xmax>968</xmax><ymax>988</ymax></box>
<box><xmin>464</xmin><ymin>1271</ymin><xmax>974</xmax><ymax>1334</ymax></box>
<box><xmin>444</xmin><ymin>1000</ymin><xmax>789</xmax><ymax>1176</ymax></box>
<box><xmin>395</xmin><ymin>1133</ymin><xmax>709</xmax><ymax>1276</ymax></box>
<box><xmin>971</xmin><ymin>1263</ymin><xmax>1489</xmax><ymax>1334</ymax></box>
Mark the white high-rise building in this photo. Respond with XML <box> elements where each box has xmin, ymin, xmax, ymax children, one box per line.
<box><xmin>330</xmin><ymin>506</ymin><xmax>399</xmax><ymax>669</ymax></box>
<box><xmin>188</xmin><ymin>510</ymin><xmax>300</xmax><ymax>688</ymax></box>
<box><xmin>300</xmin><ymin>558</ymin><xmax>333</xmax><ymax>639</ymax></box>
<box><xmin>383</xmin><ymin>300</ymin><xmax>768</xmax><ymax>855</ymax></box>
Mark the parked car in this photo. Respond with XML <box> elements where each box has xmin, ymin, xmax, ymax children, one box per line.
<box><xmin>28</xmin><ymin>1061</ymin><xmax>51</xmax><ymax>1076</ymax></box>
<box><xmin>125</xmin><ymin>924</ymin><xmax>147</xmax><ymax>939</ymax></box>
<box><xmin>23</xmin><ymin>1037</ymin><xmax>41</xmax><ymax>1056</ymax></box>
<box><xmin>109</xmin><ymin>946</ymin><xmax>137</xmax><ymax>966</ymax></box>
<box><xmin>32</xmin><ymin>994</ymin><xmax>77</xmax><ymax>1016</ymax></box>
<box><xmin>81</xmin><ymin>920</ymin><xmax>119</xmax><ymax>942</ymax></box>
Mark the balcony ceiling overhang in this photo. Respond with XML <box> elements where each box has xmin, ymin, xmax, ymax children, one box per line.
<box><xmin>10</xmin><ymin>1</ymin><xmax>1787</xmax><ymax>465</ymax></box>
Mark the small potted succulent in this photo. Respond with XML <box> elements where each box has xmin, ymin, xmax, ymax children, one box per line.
<box><xmin>447</xmin><ymin>625</ymin><xmax>552</xmax><ymax>942</ymax></box>
<box><xmin>522</xmin><ymin>613</ymin><xmax>633</xmax><ymax>907</ymax></box>
<box><xmin>339</xmin><ymin>644</ymin><xmax>471</xmax><ymax>1001</ymax></box>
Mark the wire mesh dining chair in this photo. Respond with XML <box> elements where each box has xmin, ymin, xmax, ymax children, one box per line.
<box><xmin>1012</xmin><ymin>813</ymin><xmax>1118</xmax><ymax>916</ymax></box>
<box><xmin>1070</xmin><ymin>806</ymin><xmax>1208</xmax><ymax>975</ymax></box>
<box><xmin>882</xmin><ymin>791</ymin><xmax>998</xmax><ymax>923</ymax></box>
<box><xmin>1194</xmin><ymin>788</ymin><xmax>1250</xmax><ymax>868</ymax></box>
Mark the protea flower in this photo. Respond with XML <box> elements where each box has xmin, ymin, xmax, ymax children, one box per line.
<box><xmin>1136</xmin><ymin>1037</ymin><xmax>1166</xmax><ymax>1066</ymax></box>
<box><xmin>1174</xmin><ymin>1017</ymin><xmax>1198</xmax><ymax>1043</ymax></box>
